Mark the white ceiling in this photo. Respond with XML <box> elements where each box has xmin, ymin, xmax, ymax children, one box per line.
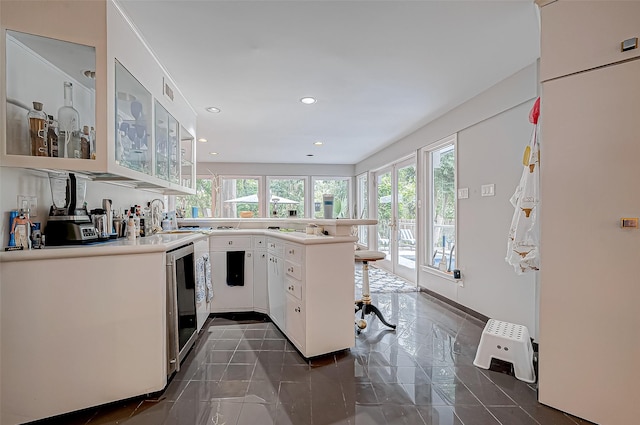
<box><xmin>115</xmin><ymin>0</ymin><xmax>540</xmax><ymax>165</ymax></box>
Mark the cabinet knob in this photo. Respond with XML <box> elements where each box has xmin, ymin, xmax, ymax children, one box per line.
<box><xmin>295</xmin><ymin>307</ymin><xmax>301</xmax><ymax>313</ymax></box>
<box><xmin>228</xmin><ymin>241</ymin><xmax>233</xmax><ymax>245</ymax></box>
<box><xmin>247</xmin><ymin>253</ymin><xmax>251</xmax><ymax>257</ymax></box>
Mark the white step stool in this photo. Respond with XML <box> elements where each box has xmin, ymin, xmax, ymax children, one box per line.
<box><xmin>473</xmin><ymin>319</ymin><xmax>536</xmax><ymax>383</ymax></box>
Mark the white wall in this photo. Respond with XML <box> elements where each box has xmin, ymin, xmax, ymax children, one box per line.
<box><xmin>356</xmin><ymin>62</ymin><xmax>539</xmax><ymax>337</ymax></box>
<box><xmin>197</xmin><ymin>162</ymin><xmax>354</xmax><ymax>177</ymax></box>
<box><xmin>455</xmin><ymin>102</ymin><xmax>536</xmax><ymax>334</ymax></box>
<box><xmin>0</xmin><ymin>167</ymin><xmax>167</xmax><ymax>244</ymax></box>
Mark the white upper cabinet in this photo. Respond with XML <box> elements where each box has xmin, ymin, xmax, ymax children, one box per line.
<box><xmin>1</xmin><ymin>0</ymin><xmax>196</xmax><ymax>194</ymax></box>
<box><xmin>539</xmin><ymin>1</ymin><xmax>640</xmax><ymax>82</ymax></box>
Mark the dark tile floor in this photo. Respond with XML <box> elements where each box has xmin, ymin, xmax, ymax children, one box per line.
<box><xmin>34</xmin><ymin>292</ymin><xmax>593</xmax><ymax>425</ymax></box>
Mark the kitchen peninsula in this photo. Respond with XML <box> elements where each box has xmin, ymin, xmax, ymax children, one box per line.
<box><xmin>0</xmin><ymin>218</ymin><xmax>375</xmax><ymax>425</ymax></box>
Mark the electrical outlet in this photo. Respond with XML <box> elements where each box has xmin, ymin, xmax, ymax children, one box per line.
<box><xmin>17</xmin><ymin>195</ymin><xmax>38</xmax><ymax>216</ymax></box>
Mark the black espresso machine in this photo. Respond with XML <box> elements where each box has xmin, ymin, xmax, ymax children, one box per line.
<box><xmin>45</xmin><ymin>172</ymin><xmax>98</xmax><ymax>245</ymax></box>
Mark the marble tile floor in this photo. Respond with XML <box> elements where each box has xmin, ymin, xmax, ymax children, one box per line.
<box><xmin>33</xmin><ymin>292</ymin><xmax>594</xmax><ymax>425</ymax></box>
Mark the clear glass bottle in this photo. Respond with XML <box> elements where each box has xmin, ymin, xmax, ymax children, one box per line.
<box><xmin>57</xmin><ymin>82</ymin><xmax>80</xmax><ymax>158</ymax></box>
<box><xmin>28</xmin><ymin>101</ymin><xmax>48</xmax><ymax>156</ymax></box>
<box><xmin>47</xmin><ymin>115</ymin><xmax>59</xmax><ymax>157</ymax></box>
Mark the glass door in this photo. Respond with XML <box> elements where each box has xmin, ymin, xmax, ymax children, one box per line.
<box><xmin>375</xmin><ymin>157</ymin><xmax>416</xmax><ymax>282</ymax></box>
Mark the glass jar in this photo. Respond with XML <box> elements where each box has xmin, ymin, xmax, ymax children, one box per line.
<box><xmin>28</xmin><ymin>101</ymin><xmax>48</xmax><ymax>156</ymax></box>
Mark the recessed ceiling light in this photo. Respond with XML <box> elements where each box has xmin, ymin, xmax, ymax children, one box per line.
<box><xmin>205</xmin><ymin>106</ymin><xmax>221</xmax><ymax>113</ymax></box>
<box><xmin>209</xmin><ymin>152</ymin><xmax>219</xmax><ymax>156</ymax></box>
<box><xmin>198</xmin><ymin>138</ymin><xmax>207</xmax><ymax>143</ymax></box>
<box><xmin>300</xmin><ymin>97</ymin><xmax>316</xmax><ymax>105</ymax></box>
<box><xmin>313</xmin><ymin>141</ymin><xmax>323</xmax><ymax>146</ymax></box>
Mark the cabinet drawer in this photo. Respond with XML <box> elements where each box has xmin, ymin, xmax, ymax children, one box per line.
<box><xmin>210</xmin><ymin>236</ymin><xmax>252</xmax><ymax>250</ymax></box>
<box><xmin>267</xmin><ymin>238</ymin><xmax>285</xmax><ymax>256</ymax></box>
<box><xmin>285</xmin><ymin>277</ymin><xmax>303</xmax><ymax>300</ymax></box>
<box><xmin>285</xmin><ymin>293</ymin><xmax>305</xmax><ymax>351</ymax></box>
<box><xmin>253</xmin><ymin>236</ymin><xmax>266</xmax><ymax>250</ymax></box>
<box><xmin>285</xmin><ymin>243</ymin><xmax>303</xmax><ymax>263</ymax></box>
<box><xmin>540</xmin><ymin>1</ymin><xmax>640</xmax><ymax>81</ymax></box>
<box><xmin>285</xmin><ymin>260</ymin><xmax>302</xmax><ymax>281</ymax></box>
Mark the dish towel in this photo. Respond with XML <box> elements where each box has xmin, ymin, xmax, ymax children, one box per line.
<box><xmin>226</xmin><ymin>251</ymin><xmax>245</xmax><ymax>286</ymax></box>
<box><xmin>195</xmin><ymin>253</ymin><xmax>212</xmax><ymax>302</ymax></box>
<box><xmin>205</xmin><ymin>253</ymin><xmax>212</xmax><ymax>301</ymax></box>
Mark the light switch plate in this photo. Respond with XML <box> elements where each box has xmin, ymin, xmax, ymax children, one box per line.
<box><xmin>481</xmin><ymin>184</ymin><xmax>495</xmax><ymax>197</ymax></box>
<box><xmin>457</xmin><ymin>188</ymin><xmax>469</xmax><ymax>199</ymax></box>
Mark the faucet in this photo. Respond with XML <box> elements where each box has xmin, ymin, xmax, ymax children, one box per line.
<box><xmin>148</xmin><ymin>198</ymin><xmax>165</xmax><ymax>233</ymax></box>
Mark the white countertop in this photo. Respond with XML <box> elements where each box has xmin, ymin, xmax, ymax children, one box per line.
<box><xmin>0</xmin><ymin>228</ymin><xmax>357</xmax><ymax>262</ymax></box>
<box><xmin>0</xmin><ymin>233</ymin><xmax>207</xmax><ymax>262</ymax></box>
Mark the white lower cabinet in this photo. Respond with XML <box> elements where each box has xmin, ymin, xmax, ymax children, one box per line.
<box><xmin>267</xmin><ymin>250</ymin><xmax>285</xmax><ymax>328</ymax></box>
<box><xmin>253</xmin><ymin>237</ymin><xmax>269</xmax><ymax>314</ymax></box>
<box><xmin>211</xmin><ymin>234</ymin><xmax>354</xmax><ymax>358</ymax></box>
<box><xmin>210</xmin><ymin>236</ymin><xmax>254</xmax><ymax>312</ymax></box>
<box><xmin>284</xmin><ymin>244</ymin><xmax>305</xmax><ymax>351</ymax></box>
<box><xmin>0</xmin><ymin>252</ymin><xmax>166</xmax><ymax>425</ymax></box>
<box><xmin>285</xmin><ymin>277</ymin><xmax>305</xmax><ymax>350</ymax></box>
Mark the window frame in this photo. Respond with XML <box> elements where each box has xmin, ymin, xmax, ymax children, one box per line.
<box><xmin>420</xmin><ymin>134</ymin><xmax>458</xmax><ymax>276</ymax></box>
<box><xmin>266</xmin><ymin>176</ymin><xmax>308</xmax><ymax>218</ymax></box>
<box><xmin>311</xmin><ymin>176</ymin><xmax>352</xmax><ymax>219</ymax></box>
<box><xmin>217</xmin><ymin>175</ymin><xmax>264</xmax><ymax>218</ymax></box>
<box><xmin>355</xmin><ymin>172</ymin><xmax>369</xmax><ymax>247</ymax></box>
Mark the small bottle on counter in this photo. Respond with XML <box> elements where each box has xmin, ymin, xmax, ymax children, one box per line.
<box><xmin>161</xmin><ymin>215</ymin><xmax>172</xmax><ymax>231</ymax></box>
<box><xmin>126</xmin><ymin>217</ymin><xmax>136</xmax><ymax>241</ymax></box>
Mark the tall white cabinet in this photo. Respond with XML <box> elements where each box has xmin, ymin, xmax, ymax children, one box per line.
<box><xmin>538</xmin><ymin>2</ymin><xmax>640</xmax><ymax>424</ymax></box>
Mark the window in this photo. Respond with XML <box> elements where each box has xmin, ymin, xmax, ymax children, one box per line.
<box><xmin>356</xmin><ymin>173</ymin><xmax>368</xmax><ymax>246</ymax></box>
<box><xmin>218</xmin><ymin>177</ymin><xmax>262</xmax><ymax>218</ymax></box>
<box><xmin>176</xmin><ymin>177</ymin><xmax>214</xmax><ymax>217</ymax></box>
<box><xmin>424</xmin><ymin>135</ymin><xmax>456</xmax><ymax>272</ymax></box>
<box><xmin>312</xmin><ymin>177</ymin><xmax>350</xmax><ymax>219</ymax></box>
<box><xmin>267</xmin><ymin>177</ymin><xmax>306</xmax><ymax>217</ymax></box>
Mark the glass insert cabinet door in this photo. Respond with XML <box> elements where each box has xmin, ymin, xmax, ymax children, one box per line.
<box><xmin>154</xmin><ymin>100</ymin><xmax>178</xmax><ymax>182</ymax></box>
<box><xmin>5</xmin><ymin>30</ymin><xmax>96</xmax><ymax>159</ymax></box>
<box><xmin>115</xmin><ymin>60</ymin><xmax>152</xmax><ymax>174</ymax></box>
<box><xmin>180</xmin><ymin>126</ymin><xmax>195</xmax><ymax>189</ymax></box>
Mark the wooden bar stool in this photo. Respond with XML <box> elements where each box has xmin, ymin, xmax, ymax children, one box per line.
<box><xmin>355</xmin><ymin>250</ymin><xmax>397</xmax><ymax>332</ymax></box>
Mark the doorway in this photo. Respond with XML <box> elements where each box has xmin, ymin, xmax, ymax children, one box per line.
<box><xmin>374</xmin><ymin>157</ymin><xmax>417</xmax><ymax>282</ymax></box>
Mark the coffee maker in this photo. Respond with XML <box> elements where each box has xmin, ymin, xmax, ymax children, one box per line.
<box><xmin>45</xmin><ymin>172</ymin><xmax>98</xmax><ymax>245</ymax></box>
